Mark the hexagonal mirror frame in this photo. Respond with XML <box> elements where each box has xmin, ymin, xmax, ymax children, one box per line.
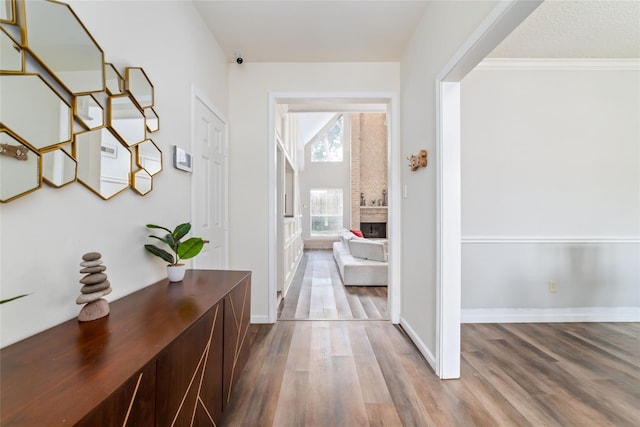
<box><xmin>0</xmin><ymin>129</ymin><xmax>41</xmax><ymax>203</ymax></box>
<box><xmin>132</xmin><ymin>169</ymin><xmax>152</xmax><ymax>196</ymax></box>
<box><xmin>22</xmin><ymin>0</ymin><xmax>104</xmax><ymax>94</ymax></box>
<box><xmin>108</xmin><ymin>94</ymin><xmax>146</xmax><ymax>147</ymax></box>
<box><xmin>41</xmin><ymin>145</ymin><xmax>77</xmax><ymax>188</ymax></box>
<box><xmin>0</xmin><ymin>74</ymin><xmax>72</xmax><ymax>151</ymax></box>
<box><xmin>75</xmin><ymin>128</ymin><xmax>132</xmax><ymax>200</ymax></box>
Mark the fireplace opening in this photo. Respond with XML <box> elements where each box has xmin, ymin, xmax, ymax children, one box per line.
<box><xmin>360</xmin><ymin>222</ymin><xmax>386</xmax><ymax>239</ymax></box>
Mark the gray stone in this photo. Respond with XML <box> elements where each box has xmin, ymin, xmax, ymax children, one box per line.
<box><xmin>80</xmin><ymin>273</ymin><xmax>107</xmax><ymax>285</ymax></box>
<box><xmin>79</xmin><ymin>265</ymin><xmax>107</xmax><ymax>274</ymax></box>
<box><xmin>80</xmin><ymin>260</ymin><xmax>103</xmax><ymax>268</ymax></box>
<box><xmin>82</xmin><ymin>252</ymin><xmax>102</xmax><ymax>261</ymax></box>
<box><xmin>81</xmin><ymin>280</ymin><xmax>111</xmax><ymax>294</ymax></box>
<box><xmin>76</xmin><ymin>287</ymin><xmax>112</xmax><ymax>304</ymax></box>
<box><xmin>78</xmin><ymin>299</ymin><xmax>110</xmax><ymax>322</ymax></box>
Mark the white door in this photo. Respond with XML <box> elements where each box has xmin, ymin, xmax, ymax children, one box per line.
<box><xmin>192</xmin><ymin>94</ymin><xmax>228</xmax><ymax>269</ymax></box>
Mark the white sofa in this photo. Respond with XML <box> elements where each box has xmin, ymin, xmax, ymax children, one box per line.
<box><xmin>332</xmin><ymin>231</ymin><xmax>388</xmax><ymax>286</ymax></box>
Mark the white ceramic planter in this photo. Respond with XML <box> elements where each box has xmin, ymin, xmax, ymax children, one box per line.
<box><xmin>167</xmin><ymin>264</ymin><xmax>186</xmax><ymax>282</ymax></box>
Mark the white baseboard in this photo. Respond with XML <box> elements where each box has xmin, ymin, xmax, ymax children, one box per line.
<box><xmin>399</xmin><ymin>317</ymin><xmax>436</xmax><ymax>372</ymax></box>
<box><xmin>461</xmin><ymin>307</ymin><xmax>640</xmax><ymax>323</ymax></box>
<box><xmin>250</xmin><ymin>315</ymin><xmax>272</xmax><ymax>324</ymax></box>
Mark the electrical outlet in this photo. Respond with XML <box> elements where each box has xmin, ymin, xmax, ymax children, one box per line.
<box><xmin>549</xmin><ymin>280</ymin><xmax>558</xmax><ymax>293</ymax></box>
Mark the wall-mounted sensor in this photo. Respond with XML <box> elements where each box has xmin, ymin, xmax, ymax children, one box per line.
<box><xmin>235</xmin><ymin>52</ymin><xmax>243</xmax><ymax>64</ymax></box>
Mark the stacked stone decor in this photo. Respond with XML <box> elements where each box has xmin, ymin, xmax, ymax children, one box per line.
<box><xmin>77</xmin><ymin>252</ymin><xmax>112</xmax><ymax>322</ymax></box>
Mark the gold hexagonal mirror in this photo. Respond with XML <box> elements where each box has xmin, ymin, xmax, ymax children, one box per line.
<box><xmin>132</xmin><ymin>169</ymin><xmax>152</xmax><ymax>195</ymax></box>
<box><xmin>108</xmin><ymin>94</ymin><xmax>146</xmax><ymax>147</ymax></box>
<box><xmin>144</xmin><ymin>108</ymin><xmax>159</xmax><ymax>133</ymax></box>
<box><xmin>136</xmin><ymin>139</ymin><xmax>162</xmax><ymax>176</ymax></box>
<box><xmin>42</xmin><ymin>146</ymin><xmax>76</xmax><ymax>187</ymax></box>
<box><xmin>23</xmin><ymin>0</ymin><xmax>104</xmax><ymax>94</ymax></box>
<box><xmin>75</xmin><ymin>128</ymin><xmax>131</xmax><ymax>200</ymax></box>
<box><xmin>0</xmin><ymin>129</ymin><xmax>41</xmax><ymax>203</ymax></box>
<box><xmin>125</xmin><ymin>67</ymin><xmax>153</xmax><ymax>109</ymax></box>
<box><xmin>105</xmin><ymin>63</ymin><xmax>123</xmax><ymax>96</ymax></box>
<box><xmin>75</xmin><ymin>94</ymin><xmax>104</xmax><ymax>130</ymax></box>
<box><xmin>0</xmin><ymin>74</ymin><xmax>72</xmax><ymax>151</ymax></box>
<box><xmin>0</xmin><ymin>26</ymin><xmax>22</xmax><ymax>72</ymax></box>
<box><xmin>0</xmin><ymin>0</ymin><xmax>16</xmax><ymax>23</ymax></box>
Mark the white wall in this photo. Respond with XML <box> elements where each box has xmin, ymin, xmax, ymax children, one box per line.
<box><xmin>227</xmin><ymin>62</ymin><xmax>399</xmax><ymax>321</ymax></box>
<box><xmin>399</xmin><ymin>0</ymin><xmax>498</xmax><ymax>359</ymax></box>
<box><xmin>460</xmin><ymin>66</ymin><xmax>640</xmax><ymax>318</ymax></box>
<box><xmin>0</xmin><ymin>1</ymin><xmax>228</xmax><ymax>347</ymax></box>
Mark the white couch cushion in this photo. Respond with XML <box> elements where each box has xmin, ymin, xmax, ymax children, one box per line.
<box><xmin>341</xmin><ymin>231</ymin><xmax>359</xmax><ymax>253</ymax></box>
<box><xmin>348</xmin><ymin>238</ymin><xmax>387</xmax><ymax>262</ymax></box>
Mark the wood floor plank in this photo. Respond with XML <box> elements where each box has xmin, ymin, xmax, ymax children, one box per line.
<box><xmin>365</xmin><ymin>403</ymin><xmax>403</xmax><ymax>427</ymax></box>
<box><xmin>344</xmin><ymin>287</ymin><xmax>369</xmax><ymax>319</ymax></box>
<box><xmin>304</xmin><ymin>322</ymin><xmax>334</xmax><ymax>426</ymax></box>
<box><xmin>462</xmin><ymin>349</ymin><xmax>560</xmax><ymax>426</ymax></box>
<box><xmin>225</xmin><ymin>255</ymin><xmax>640</xmax><ymax>427</ymax></box>
<box><xmin>272</xmin><ymin>322</ymin><xmax>312</xmax><ymax>427</ymax></box>
<box><xmin>222</xmin><ymin>321</ymin><xmax>640</xmax><ymax>427</ymax></box>
<box><xmin>278</xmin><ymin>254</ymin><xmax>308</xmax><ymax>319</ymax></box>
<box><xmin>330</xmin><ymin>354</ymin><xmax>370</xmax><ymax>426</ymax></box>
<box><xmin>365</xmin><ymin>323</ymin><xmax>435</xmax><ymax>426</ymax></box>
<box><xmin>330</xmin><ymin>267</ymin><xmax>355</xmax><ymax>319</ymax></box>
<box><xmin>280</xmin><ymin>250</ymin><xmax>388</xmax><ymax>321</ymax></box>
<box><xmin>347</xmin><ymin>324</ymin><xmax>396</xmax><ymax>405</ymax></box>
<box><xmin>293</xmin><ymin>267</ymin><xmax>313</xmax><ymax>319</ymax></box>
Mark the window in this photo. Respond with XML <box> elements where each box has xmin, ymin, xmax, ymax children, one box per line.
<box><xmin>310</xmin><ymin>189</ymin><xmax>343</xmax><ymax>236</ymax></box>
<box><xmin>310</xmin><ymin>115</ymin><xmax>343</xmax><ymax>162</ymax></box>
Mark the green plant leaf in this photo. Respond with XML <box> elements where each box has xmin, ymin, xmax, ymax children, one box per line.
<box><xmin>144</xmin><ymin>244</ymin><xmax>175</xmax><ymax>264</ymax></box>
<box><xmin>173</xmin><ymin>223</ymin><xmax>191</xmax><ymax>241</ymax></box>
<box><xmin>146</xmin><ymin>224</ymin><xmax>172</xmax><ymax>234</ymax></box>
<box><xmin>165</xmin><ymin>233</ymin><xmax>179</xmax><ymax>252</ymax></box>
<box><xmin>0</xmin><ymin>294</ymin><xmax>29</xmax><ymax>305</ymax></box>
<box><xmin>148</xmin><ymin>234</ymin><xmax>171</xmax><ymax>246</ymax></box>
<box><xmin>177</xmin><ymin>238</ymin><xmax>207</xmax><ymax>260</ymax></box>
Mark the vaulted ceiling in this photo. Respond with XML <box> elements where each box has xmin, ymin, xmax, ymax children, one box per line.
<box><xmin>193</xmin><ymin>0</ymin><xmax>640</xmax><ymax>63</ymax></box>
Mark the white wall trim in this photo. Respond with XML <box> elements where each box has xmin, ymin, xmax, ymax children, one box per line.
<box><xmin>268</xmin><ymin>91</ymin><xmax>401</xmax><ymax>325</ymax></box>
<box><xmin>436</xmin><ymin>81</ymin><xmax>462</xmax><ymax>380</ymax></box>
<box><xmin>400</xmin><ymin>317</ymin><xmax>436</xmax><ymax>371</ymax></box>
<box><xmin>462</xmin><ymin>307</ymin><xmax>640</xmax><ymax>323</ymax></box>
<box><xmin>476</xmin><ymin>58</ymin><xmax>640</xmax><ymax>71</ymax></box>
<box><xmin>251</xmin><ymin>315</ymin><xmax>271</xmax><ymax>324</ymax></box>
<box><xmin>462</xmin><ymin>236</ymin><xmax>640</xmax><ymax>244</ymax></box>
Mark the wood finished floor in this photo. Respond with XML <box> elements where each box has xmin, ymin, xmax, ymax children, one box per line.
<box><xmin>220</xmin><ymin>321</ymin><xmax>640</xmax><ymax>426</ymax></box>
<box><xmin>222</xmin><ymin>251</ymin><xmax>639</xmax><ymax>426</ymax></box>
<box><xmin>278</xmin><ymin>251</ymin><xmax>388</xmax><ymax>321</ymax></box>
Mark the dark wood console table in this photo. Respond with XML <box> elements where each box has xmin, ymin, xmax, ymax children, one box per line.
<box><xmin>1</xmin><ymin>269</ymin><xmax>251</xmax><ymax>426</ymax></box>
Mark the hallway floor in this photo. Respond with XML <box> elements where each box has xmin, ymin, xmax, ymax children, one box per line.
<box><xmin>278</xmin><ymin>251</ymin><xmax>388</xmax><ymax>321</ymax></box>
<box><xmin>219</xmin><ymin>251</ymin><xmax>640</xmax><ymax>426</ymax></box>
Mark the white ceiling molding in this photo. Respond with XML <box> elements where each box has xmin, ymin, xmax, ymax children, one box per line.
<box><xmin>476</xmin><ymin>58</ymin><xmax>640</xmax><ymax>71</ymax></box>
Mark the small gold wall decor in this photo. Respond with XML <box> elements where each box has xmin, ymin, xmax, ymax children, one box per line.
<box><xmin>407</xmin><ymin>149</ymin><xmax>427</xmax><ymax>171</ymax></box>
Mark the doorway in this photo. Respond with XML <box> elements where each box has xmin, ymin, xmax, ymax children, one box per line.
<box><xmin>191</xmin><ymin>87</ymin><xmax>229</xmax><ymax>269</ymax></box>
<box><xmin>435</xmin><ymin>0</ymin><xmax>542</xmax><ymax>378</ymax></box>
<box><xmin>267</xmin><ymin>93</ymin><xmax>401</xmax><ymax>324</ymax></box>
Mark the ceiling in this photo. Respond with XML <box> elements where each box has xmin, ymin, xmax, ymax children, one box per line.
<box><xmin>193</xmin><ymin>0</ymin><xmax>429</xmax><ymax>62</ymax></box>
<box><xmin>194</xmin><ymin>0</ymin><xmax>640</xmax><ymax>63</ymax></box>
<box><xmin>489</xmin><ymin>0</ymin><xmax>640</xmax><ymax>58</ymax></box>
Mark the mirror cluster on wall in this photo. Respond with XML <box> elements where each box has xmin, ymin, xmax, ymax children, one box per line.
<box><xmin>0</xmin><ymin>0</ymin><xmax>161</xmax><ymax>202</ymax></box>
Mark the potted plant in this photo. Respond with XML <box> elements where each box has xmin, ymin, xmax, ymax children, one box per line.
<box><xmin>144</xmin><ymin>222</ymin><xmax>208</xmax><ymax>282</ymax></box>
